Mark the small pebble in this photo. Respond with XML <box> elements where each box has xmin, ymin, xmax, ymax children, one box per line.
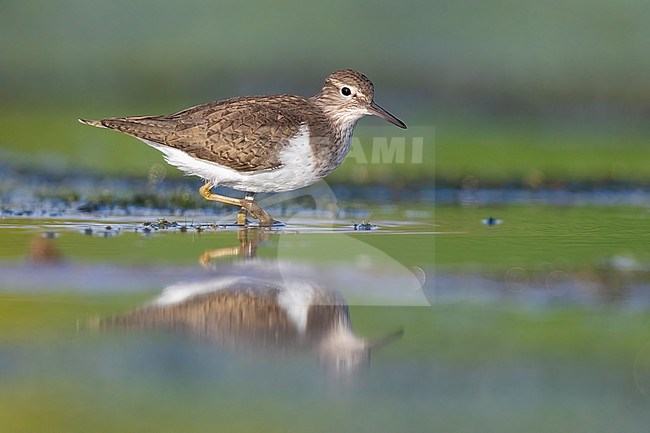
<box><xmin>482</xmin><ymin>217</ymin><xmax>503</xmax><ymax>226</ymax></box>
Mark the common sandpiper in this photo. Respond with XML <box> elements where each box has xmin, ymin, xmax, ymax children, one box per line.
<box><xmin>80</xmin><ymin>69</ymin><xmax>407</xmax><ymax>225</ymax></box>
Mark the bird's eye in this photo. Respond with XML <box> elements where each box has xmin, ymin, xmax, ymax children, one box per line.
<box><xmin>341</xmin><ymin>87</ymin><xmax>352</xmax><ymax>96</ymax></box>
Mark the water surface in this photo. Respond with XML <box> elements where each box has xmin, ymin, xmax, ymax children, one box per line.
<box><xmin>1</xmin><ymin>203</ymin><xmax>649</xmax><ymax>432</ymax></box>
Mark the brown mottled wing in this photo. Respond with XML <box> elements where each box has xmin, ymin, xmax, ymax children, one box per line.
<box><xmin>101</xmin><ymin>283</ymin><xmax>303</xmax><ymax>349</ymax></box>
<box><xmin>100</xmin><ymin>95</ymin><xmax>312</xmax><ymax>172</ymax></box>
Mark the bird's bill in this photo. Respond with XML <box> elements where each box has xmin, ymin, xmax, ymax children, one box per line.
<box><xmin>368</xmin><ymin>101</ymin><xmax>407</xmax><ymax>129</ymax></box>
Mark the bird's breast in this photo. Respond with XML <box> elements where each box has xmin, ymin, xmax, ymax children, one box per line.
<box><xmin>308</xmin><ymin>124</ymin><xmax>355</xmax><ymax>178</ymax></box>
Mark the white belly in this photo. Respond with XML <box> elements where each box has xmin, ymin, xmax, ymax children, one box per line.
<box><xmin>141</xmin><ymin>124</ymin><xmax>325</xmax><ymax>193</ymax></box>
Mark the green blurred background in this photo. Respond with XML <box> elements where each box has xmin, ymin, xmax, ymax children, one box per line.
<box><xmin>1</xmin><ymin>0</ymin><xmax>649</xmax><ymax>185</ymax></box>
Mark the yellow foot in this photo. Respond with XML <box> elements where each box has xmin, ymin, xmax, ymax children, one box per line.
<box><xmin>246</xmin><ymin>200</ymin><xmax>275</xmax><ymax>226</ymax></box>
<box><xmin>199</xmin><ymin>182</ymin><xmax>275</xmax><ymax>226</ymax></box>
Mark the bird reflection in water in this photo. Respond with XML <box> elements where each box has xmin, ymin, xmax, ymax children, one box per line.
<box><xmin>101</xmin><ymin>228</ymin><xmax>402</xmax><ymax>374</ymax></box>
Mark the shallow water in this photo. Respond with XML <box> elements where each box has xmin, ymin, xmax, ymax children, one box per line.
<box><xmin>1</xmin><ymin>198</ymin><xmax>650</xmax><ymax>432</ymax></box>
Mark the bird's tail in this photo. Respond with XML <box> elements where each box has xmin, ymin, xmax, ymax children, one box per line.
<box><xmin>78</xmin><ymin>116</ymin><xmax>176</xmax><ymax>144</ymax></box>
<box><xmin>78</xmin><ymin>118</ymin><xmax>107</xmax><ymax>128</ymax></box>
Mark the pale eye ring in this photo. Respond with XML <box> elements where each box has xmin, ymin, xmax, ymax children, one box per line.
<box><xmin>340</xmin><ymin>87</ymin><xmax>352</xmax><ymax>96</ymax></box>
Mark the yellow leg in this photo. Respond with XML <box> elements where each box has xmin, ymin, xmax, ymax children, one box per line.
<box><xmin>237</xmin><ymin>208</ymin><xmax>249</xmax><ymax>226</ymax></box>
<box><xmin>198</xmin><ymin>246</ymin><xmax>241</xmax><ymax>267</ymax></box>
<box><xmin>199</xmin><ymin>182</ymin><xmax>275</xmax><ymax>226</ymax></box>
<box><xmin>198</xmin><ymin>227</ymin><xmax>268</xmax><ymax>268</ymax></box>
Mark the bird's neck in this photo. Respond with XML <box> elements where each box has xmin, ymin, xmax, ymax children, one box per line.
<box><xmin>309</xmin><ymin>95</ymin><xmax>361</xmax><ymax>173</ymax></box>
<box><xmin>336</xmin><ymin>122</ymin><xmax>356</xmax><ymax>152</ymax></box>
<box><xmin>310</xmin><ymin>94</ymin><xmax>362</xmax><ymax>138</ymax></box>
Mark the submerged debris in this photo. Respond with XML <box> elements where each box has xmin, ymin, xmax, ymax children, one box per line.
<box><xmin>79</xmin><ymin>226</ymin><xmax>120</xmax><ymax>238</ymax></box>
<box><xmin>140</xmin><ymin>218</ymin><xmax>180</xmax><ymax>231</ymax></box>
<box><xmin>482</xmin><ymin>217</ymin><xmax>503</xmax><ymax>226</ymax></box>
<box><xmin>353</xmin><ymin>220</ymin><xmax>377</xmax><ymax>231</ymax></box>
<box><xmin>135</xmin><ymin>218</ymin><xmax>214</xmax><ymax>234</ymax></box>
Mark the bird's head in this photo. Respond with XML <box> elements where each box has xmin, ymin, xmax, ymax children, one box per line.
<box><xmin>313</xmin><ymin>69</ymin><xmax>406</xmax><ymax>130</ymax></box>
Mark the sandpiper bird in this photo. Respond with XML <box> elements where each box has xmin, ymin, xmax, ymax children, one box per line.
<box><xmin>79</xmin><ymin>69</ymin><xmax>406</xmax><ymax>225</ymax></box>
<box><xmin>100</xmin><ymin>276</ymin><xmax>403</xmax><ymax>373</ymax></box>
